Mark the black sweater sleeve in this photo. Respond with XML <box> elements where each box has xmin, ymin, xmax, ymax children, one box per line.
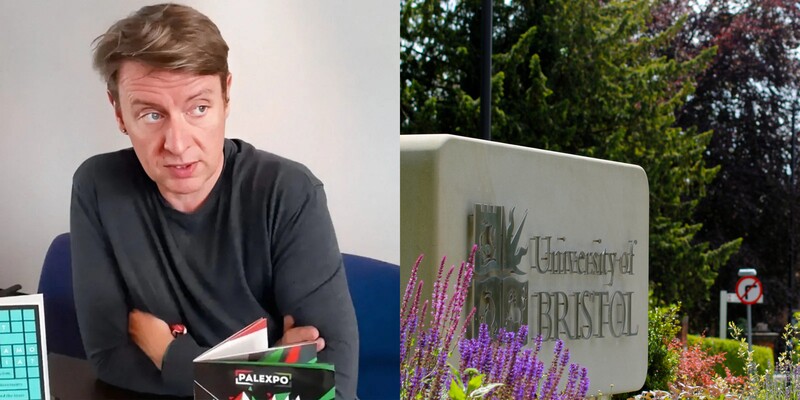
<box><xmin>270</xmin><ymin>181</ymin><xmax>359</xmax><ymax>400</ymax></box>
<box><xmin>70</xmin><ymin>161</ymin><xmax>205</xmax><ymax>396</ymax></box>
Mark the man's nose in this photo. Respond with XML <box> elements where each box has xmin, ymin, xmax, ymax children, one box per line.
<box><xmin>164</xmin><ymin>115</ymin><xmax>190</xmax><ymax>154</ymax></box>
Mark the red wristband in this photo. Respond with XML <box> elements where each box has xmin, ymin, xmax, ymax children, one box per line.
<box><xmin>169</xmin><ymin>323</ymin><xmax>187</xmax><ymax>338</ymax></box>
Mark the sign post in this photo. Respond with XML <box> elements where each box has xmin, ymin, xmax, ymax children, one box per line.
<box><xmin>719</xmin><ymin>290</ymin><xmax>727</xmax><ymax>339</ymax></box>
<box><xmin>735</xmin><ymin>273</ymin><xmax>763</xmax><ymax>351</ymax></box>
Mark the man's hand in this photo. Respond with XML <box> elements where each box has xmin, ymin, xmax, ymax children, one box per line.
<box><xmin>128</xmin><ymin>309</ymin><xmax>174</xmax><ymax>370</ymax></box>
<box><xmin>277</xmin><ymin>315</ymin><xmax>325</xmax><ymax>352</ymax></box>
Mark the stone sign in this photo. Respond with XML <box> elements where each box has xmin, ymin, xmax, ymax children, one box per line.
<box><xmin>401</xmin><ymin>134</ymin><xmax>649</xmax><ymax>394</ymax></box>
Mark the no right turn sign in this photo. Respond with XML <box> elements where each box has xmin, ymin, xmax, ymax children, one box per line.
<box><xmin>735</xmin><ymin>276</ymin><xmax>763</xmax><ymax>305</ymax></box>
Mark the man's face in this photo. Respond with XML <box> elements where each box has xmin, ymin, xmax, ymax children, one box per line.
<box><xmin>112</xmin><ymin>61</ymin><xmax>231</xmax><ymax>211</ymax></box>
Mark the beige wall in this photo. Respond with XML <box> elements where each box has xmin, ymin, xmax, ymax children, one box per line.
<box><xmin>0</xmin><ymin>1</ymin><xmax>399</xmax><ymax>292</ymax></box>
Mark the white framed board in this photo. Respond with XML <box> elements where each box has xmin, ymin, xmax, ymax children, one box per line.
<box><xmin>0</xmin><ymin>294</ymin><xmax>49</xmax><ymax>400</ymax></box>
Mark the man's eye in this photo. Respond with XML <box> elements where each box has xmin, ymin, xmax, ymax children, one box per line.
<box><xmin>191</xmin><ymin>105</ymin><xmax>209</xmax><ymax>116</ymax></box>
<box><xmin>142</xmin><ymin>112</ymin><xmax>162</xmax><ymax>122</ymax></box>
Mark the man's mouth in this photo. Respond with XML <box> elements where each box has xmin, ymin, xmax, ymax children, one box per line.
<box><xmin>165</xmin><ymin>161</ymin><xmax>198</xmax><ymax>178</ymax></box>
<box><xmin>167</xmin><ymin>162</ymin><xmax>196</xmax><ymax>169</ymax></box>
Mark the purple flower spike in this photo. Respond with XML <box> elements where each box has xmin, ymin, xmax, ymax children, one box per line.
<box><xmin>563</xmin><ymin>364</ymin><xmax>579</xmax><ymax>398</ymax></box>
<box><xmin>401</xmin><ymin>250</ymin><xmax>589</xmax><ymax>400</ymax></box>
<box><xmin>577</xmin><ymin>367</ymin><xmax>589</xmax><ymax>398</ymax></box>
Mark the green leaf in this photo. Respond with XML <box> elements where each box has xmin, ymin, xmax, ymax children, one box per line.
<box><xmin>466</xmin><ymin>373</ymin><xmax>483</xmax><ymax>394</ymax></box>
<box><xmin>448</xmin><ymin>378</ymin><xmax>466</xmax><ymax>400</ymax></box>
<box><xmin>470</xmin><ymin>383</ymin><xmax>504</xmax><ymax>398</ymax></box>
<box><xmin>448</xmin><ymin>363</ymin><xmax>464</xmax><ymax>389</ymax></box>
<box><xmin>447</xmin><ymin>364</ymin><xmax>468</xmax><ymax>400</ymax></box>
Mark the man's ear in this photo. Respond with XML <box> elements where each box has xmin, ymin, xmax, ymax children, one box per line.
<box><xmin>107</xmin><ymin>90</ymin><xmax>127</xmax><ymax>134</ymax></box>
<box><xmin>225</xmin><ymin>73</ymin><xmax>232</xmax><ymax>119</ymax></box>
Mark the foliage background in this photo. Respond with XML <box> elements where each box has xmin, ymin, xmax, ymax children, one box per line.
<box><xmin>401</xmin><ymin>0</ymin><xmax>800</xmax><ymax>331</ymax></box>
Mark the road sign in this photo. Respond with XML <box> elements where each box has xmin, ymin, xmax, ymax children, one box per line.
<box><xmin>735</xmin><ymin>276</ymin><xmax>763</xmax><ymax>305</ymax></box>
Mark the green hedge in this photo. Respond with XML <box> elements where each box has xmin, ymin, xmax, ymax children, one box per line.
<box><xmin>686</xmin><ymin>334</ymin><xmax>773</xmax><ymax>376</ymax></box>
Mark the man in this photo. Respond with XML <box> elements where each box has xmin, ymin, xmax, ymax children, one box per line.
<box><xmin>70</xmin><ymin>4</ymin><xmax>358</xmax><ymax>398</ymax></box>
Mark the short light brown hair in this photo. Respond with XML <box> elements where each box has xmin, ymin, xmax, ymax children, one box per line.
<box><xmin>92</xmin><ymin>3</ymin><xmax>230</xmax><ymax>103</ymax></box>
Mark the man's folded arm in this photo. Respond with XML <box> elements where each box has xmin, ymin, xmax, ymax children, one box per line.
<box><xmin>271</xmin><ymin>183</ymin><xmax>359</xmax><ymax>400</ymax></box>
<box><xmin>70</xmin><ymin>178</ymin><xmax>206</xmax><ymax>395</ymax></box>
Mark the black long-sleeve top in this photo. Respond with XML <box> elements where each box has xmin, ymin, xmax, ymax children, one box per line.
<box><xmin>70</xmin><ymin>138</ymin><xmax>358</xmax><ymax>399</ymax></box>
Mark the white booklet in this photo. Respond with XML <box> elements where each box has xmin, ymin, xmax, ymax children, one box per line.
<box><xmin>194</xmin><ymin>318</ymin><xmax>318</xmax><ymax>364</ymax></box>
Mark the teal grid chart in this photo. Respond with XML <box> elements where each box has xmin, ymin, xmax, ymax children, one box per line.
<box><xmin>0</xmin><ymin>306</ymin><xmax>43</xmax><ymax>400</ymax></box>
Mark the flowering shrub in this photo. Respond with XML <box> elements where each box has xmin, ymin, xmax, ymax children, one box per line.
<box><xmin>400</xmin><ymin>247</ymin><xmax>590</xmax><ymax>399</ymax></box>
<box><xmin>630</xmin><ymin>338</ymin><xmax>742</xmax><ymax>399</ymax></box>
<box><xmin>400</xmin><ymin>248</ymin><xmax>477</xmax><ymax>399</ymax></box>
<box><xmin>686</xmin><ymin>334</ymin><xmax>772</xmax><ymax>377</ymax></box>
<box><xmin>732</xmin><ymin>322</ymin><xmax>800</xmax><ymax>399</ymax></box>
<box><xmin>670</xmin><ymin>338</ymin><xmax>743</xmax><ymax>388</ymax></box>
<box><xmin>668</xmin><ymin>337</ymin><xmax>744</xmax><ymax>398</ymax></box>
<box><xmin>456</xmin><ymin>324</ymin><xmax>589</xmax><ymax>399</ymax></box>
<box><xmin>631</xmin><ymin>321</ymin><xmax>800</xmax><ymax>399</ymax></box>
<box><xmin>626</xmin><ymin>303</ymin><xmax>741</xmax><ymax>400</ymax></box>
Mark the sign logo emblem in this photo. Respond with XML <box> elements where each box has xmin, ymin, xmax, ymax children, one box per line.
<box><xmin>471</xmin><ymin>204</ymin><xmax>528</xmax><ymax>337</ymax></box>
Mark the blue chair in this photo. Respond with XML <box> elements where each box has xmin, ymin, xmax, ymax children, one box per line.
<box><xmin>342</xmin><ymin>254</ymin><xmax>400</xmax><ymax>400</ymax></box>
<box><xmin>38</xmin><ymin>233</ymin><xmax>86</xmax><ymax>359</ymax></box>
